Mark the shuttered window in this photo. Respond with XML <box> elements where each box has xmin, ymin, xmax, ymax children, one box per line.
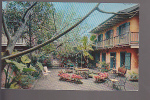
<box><xmin>125</xmin><ymin>53</ymin><xmax>131</xmax><ymax>70</ymax></box>
<box><xmin>117</xmin><ymin>22</ymin><xmax>130</xmax><ymax>36</ymax></box>
<box><xmin>102</xmin><ymin>53</ymin><xmax>106</xmax><ymax>62</ymax></box>
<box><xmin>98</xmin><ymin>34</ymin><xmax>103</xmax><ymax>41</ymax></box>
<box><xmin>116</xmin><ymin>27</ymin><xmax>119</xmax><ymax>36</ymax></box>
<box><xmin>120</xmin><ymin>52</ymin><xmax>131</xmax><ymax>70</ymax></box>
<box><xmin>105</xmin><ymin>30</ymin><xmax>113</xmax><ymax>39</ymax></box>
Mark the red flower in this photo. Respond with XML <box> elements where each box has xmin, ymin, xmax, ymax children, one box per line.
<box><xmin>71</xmin><ymin>74</ymin><xmax>82</xmax><ymax>80</ymax></box>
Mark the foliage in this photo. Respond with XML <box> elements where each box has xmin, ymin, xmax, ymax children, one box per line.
<box><xmin>77</xmin><ymin>36</ymin><xmax>94</xmax><ymax>60</ymax></box>
<box><xmin>36</xmin><ymin>62</ymin><xmax>44</xmax><ymax>71</ymax></box>
<box><xmin>55</xmin><ymin>5</ymin><xmax>90</xmax><ymax>57</ymax></box>
<box><xmin>21</xmin><ymin>55</ymin><xmax>31</xmax><ymax>64</ymax></box>
<box><xmin>4</xmin><ymin>54</ymin><xmax>39</xmax><ymax>89</ymax></box>
<box><xmin>90</xmin><ymin>34</ymin><xmax>97</xmax><ymax>42</ymax></box>
<box><xmin>5</xmin><ymin>59</ymin><xmax>27</xmax><ymax>72</ymax></box>
<box><xmin>128</xmin><ymin>71</ymin><xmax>139</xmax><ymax>81</ymax></box>
<box><xmin>65</xmin><ymin>69</ymin><xmax>73</xmax><ymax>73</ymax></box>
<box><xmin>38</xmin><ymin>55</ymin><xmax>52</xmax><ymax>67</ymax></box>
<box><xmin>14</xmin><ymin>74</ymin><xmax>35</xmax><ymax>89</ymax></box>
<box><xmin>97</xmin><ymin>61</ymin><xmax>109</xmax><ymax>72</ymax></box>
<box><xmin>99</xmin><ymin>61</ymin><xmax>109</xmax><ymax>67</ymax></box>
<box><xmin>10</xmin><ymin>82</ymin><xmax>21</xmax><ymax>89</ymax></box>
<box><xmin>2</xmin><ymin>1</ymin><xmax>56</xmax><ymax>54</ymax></box>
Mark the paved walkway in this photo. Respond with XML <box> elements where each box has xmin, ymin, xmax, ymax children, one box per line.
<box><xmin>33</xmin><ymin>68</ymin><xmax>138</xmax><ymax>91</ymax></box>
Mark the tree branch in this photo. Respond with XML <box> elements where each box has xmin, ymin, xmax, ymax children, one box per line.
<box><xmin>4</xmin><ymin>2</ymin><xmax>37</xmax><ymax>55</ymax></box>
<box><xmin>22</xmin><ymin>2</ymin><xmax>37</xmax><ymax>22</ymax></box>
<box><xmin>96</xmin><ymin>7</ymin><xmax>138</xmax><ymax>15</ymax></box>
<box><xmin>1</xmin><ymin>3</ymin><xmax>100</xmax><ymax>61</ymax></box>
<box><xmin>52</xmin><ymin>7</ymin><xmax>57</xmax><ymax>33</ymax></box>
<box><xmin>2</xmin><ymin>13</ymin><xmax>11</xmax><ymax>44</ymax></box>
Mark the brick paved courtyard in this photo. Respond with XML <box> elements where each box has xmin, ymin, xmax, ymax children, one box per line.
<box><xmin>33</xmin><ymin>68</ymin><xmax>138</xmax><ymax>91</ymax></box>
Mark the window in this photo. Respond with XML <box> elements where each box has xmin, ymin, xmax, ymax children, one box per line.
<box><xmin>98</xmin><ymin>34</ymin><xmax>103</xmax><ymax>42</ymax></box>
<box><xmin>117</xmin><ymin>22</ymin><xmax>130</xmax><ymax>35</ymax></box>
<box><xmin>95</xmin><ymin>52</ymin><xmax>100</xmax><ymax>63</ymax></box>
<box><xmin>120</xmin><ymin>52</ymin><xmax>131</xmax><ymax>70</ymax></box>
<box><xmin>102</xmin><ymin>53</ymin><xmax>106</xmax><ymax>62</ymax></box>
<box><xmin>110</xmin><ymin>52</ymin><xmax>116</xmax><ymax>69</ymax></box>
<box><xmin>105</xmin><ymin>30</ymin><xmax>113</xmax><ymax>39</ymax></box>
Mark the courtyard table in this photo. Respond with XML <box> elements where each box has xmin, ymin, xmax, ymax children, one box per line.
<box><xmin>75</xmin><ymin>68</ymin><xmax>89</xmax><ymax>73</ymax></box>
<box><xmin>110</xmin><ymin>79</ymin><xmax>118</xmax><ymax>89</ymax></box>
<box><xmin>75</xmin><ymin>68</ymin><xmax>89</xmax><ymax>79</ymax></box>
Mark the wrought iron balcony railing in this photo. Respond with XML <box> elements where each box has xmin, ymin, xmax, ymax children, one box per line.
<box><xmin>95</xmin><ymin>32</ymin><xmax>139</xmax><ymax>49</ymax></box>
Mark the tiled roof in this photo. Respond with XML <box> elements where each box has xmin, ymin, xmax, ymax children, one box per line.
<box><xmin>90</xmin><ymin>4</ymin><xmax>139</xmax><ymax>33</ymax></box>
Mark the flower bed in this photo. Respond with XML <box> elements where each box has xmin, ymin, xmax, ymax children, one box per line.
<box><xmin>59</xmin><ymin>73</ymin><xmax>70</xmax><ymax>81</ymax></box>
<box><xmin>58</xmin><ymin>73</ymin><xmax>83</xmax><ymax>84</ymax></box>
<box><xmin>94</xmin><ymin>72</ymin><xmax>109</xmax><ymax>83</ymax></box>
<box><xmin>71</xmin><ymin>74</ymin><xmax>83</xmax><ymax>84</ymax></box>
<box><xmin>98</xmin><ymin>72</ymin><xmax>109</xmax><ymax>79</ymax></box>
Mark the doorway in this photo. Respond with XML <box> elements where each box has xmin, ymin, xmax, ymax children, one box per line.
<box><xmin>110</xmin><ymin>52</ymin><xmax>116</xmax><ymax>69</ymax></box>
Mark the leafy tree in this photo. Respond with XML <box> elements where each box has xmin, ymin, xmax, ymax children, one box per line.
<box><xmin>2</xmin><ymin>2</ymin><xmax>133</xmax><ymax>70</ymax></box>
<box><xmin>77</xmin><ymin>36</ymin><xmax>94</xmax><ymax>67</ymax></box>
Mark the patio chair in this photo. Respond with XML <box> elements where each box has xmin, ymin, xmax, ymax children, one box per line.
<box><xmin>41</xmin><ymin>70</ymin><xmax>49</xmax><ymax>79</ymax></box>
<box><xmin>113</xmin><ymin>77</ymin><xmax>127</xmax><ymax>91</ymax></box>
<box><xmin>104</xmin><ymin>73</ymin><xmax>118</xmax><ymax>87</ymax></box>
<box><xmin>44</xmin><ymin>66</ymin><xmax>51</xmax><ymax>73</ymax></box>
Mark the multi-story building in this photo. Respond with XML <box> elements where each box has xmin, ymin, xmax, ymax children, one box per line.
<box><xmin>90</xmin><ymin>5</ymin><xmax>139</xmax><ymax>74</ymax></box>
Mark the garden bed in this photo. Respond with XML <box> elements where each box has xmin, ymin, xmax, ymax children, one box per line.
<box><xmin>58</xmin><ymin>73</ymin><xmax>83</xmax><ymax>84</ymax></box>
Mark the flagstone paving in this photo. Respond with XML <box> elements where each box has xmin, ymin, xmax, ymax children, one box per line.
<box><xmin>33</xmin><ymin>68</ymin><xmax>138</xmax><ymax>91</ymax></box>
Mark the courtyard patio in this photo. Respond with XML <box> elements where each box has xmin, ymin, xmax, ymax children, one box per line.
<box><xmin>33</xmin><ymin>68</ymin><xmax>138</xmax><ymax>91</ymax></box>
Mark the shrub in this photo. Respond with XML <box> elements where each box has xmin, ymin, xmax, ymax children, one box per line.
<box><xmin>128</xmin><ymin>71</ymin><xmax>139</xmax><ymax>82</ymax></box>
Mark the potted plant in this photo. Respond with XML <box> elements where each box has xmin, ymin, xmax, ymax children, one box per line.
<box><xmin>128</xmin><ymin>71</ymin><xmax>139</xmax><ymax>82</ymax></box>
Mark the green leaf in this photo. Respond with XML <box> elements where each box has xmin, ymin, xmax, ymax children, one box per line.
<box><xmin>6</xmin><ymin>59</ymin><xmax>27</xmax><ymax>72</ymax></box>
<box><xmin>29</xmin><ymin>64</ymin><xmax>36</xmax><ymax>71</ymax></box>
<box><xmin>23</xmin><ymin>68</ymin><xmax>35</xmax><ymax>72</ymax></box>
<box><xmin>36</xmin><ymin>62</ymin><xmax>44</xmax><ymax>71</ymax></box>
<box><xmin>90</xmin><ymin>34</ymin><xmax>96</xmax><ymax>41</ymax></box>
<box><xmin>88</xmin><ymin>54</ymin><xmax>94</xmax><ymax>60</ymax></box>
<box><xmin>10</xmin><ymin>82</ymin><xmax>20</xmax><ymax>89</ymax></box>
<box><xmin>21</xmin><ymin>55</ymin><xmax>31</xmax><ymax>64</ymax></box>
<box><xmin>3</xmin><ymin>68</ymin><xmax>7</xmax><ymax>75</ymax></box>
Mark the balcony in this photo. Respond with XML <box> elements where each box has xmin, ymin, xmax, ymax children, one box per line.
<box><xmin>95</xmin><ymin>32</ymin><xmax>139</xmax><ymax>49</ymax></box>
<box><xmin>1</xmin><ymin>34</ymin><xmax>26</xmax><ymax>46</ymax></box>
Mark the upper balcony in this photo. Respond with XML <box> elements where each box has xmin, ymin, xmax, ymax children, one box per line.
<box><xmin>95</xmin><ymin>32</ymin><xmax>139</xmax><ymax>49</ymax></box>
<box><xmin>1</xmin><ymin>34</ymin><xmax>26</xmax><ymax>46</ymax></box>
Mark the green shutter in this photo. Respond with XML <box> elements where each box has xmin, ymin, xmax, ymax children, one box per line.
<box><xmin>96</xmin><ymin>35</ymin><xmax>98</xmax><ymax>42</ymax></box>
<box><xmin>98</xmin><ymin>35</ymin><xmax>100</xmax><ymax>41</ymax></box>
<box><xmin>110</xmin><ymin>30</ymin><xmax>113</xmax><ymax>38</ymax></box>
<box><xmin>102</xmin><ymin>53</ymin><xmax>106</xmax><ymax>62</ymax></box>
<box><xmin>125</xmin><ymin>53</ymin><xmax>131</xmax><ymax>70</ymax></box>
<box><xmin>116</xmin><ymin>27</ymin><xmax>119</xmax><ymax>36</ymax></box>
<box><xmin>105</xmin><ymin>32</ymin><xmax>107</xmax><ymax>39</ymax></box>
<box><xmin>120</xmin><ymin>52</ymin><xmax>124</xmax><ymax>67</ymax></box>
<box><xmin>125</xmin><ymin>22</ymin><xmax>130</xmax><ymax>32</ymax></box>
<box><xmin>101</xmin><ymin>34</ymin><xmax>103</xmax><ymax>41</ymax></box>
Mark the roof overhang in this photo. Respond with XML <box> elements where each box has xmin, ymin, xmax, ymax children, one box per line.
<box><xmin>90</xmin><ymin>4</ymin><xmax>139</xmax><ymax>34</ymax></box>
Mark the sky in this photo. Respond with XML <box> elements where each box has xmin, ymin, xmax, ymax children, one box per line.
<box><xmin>2</xmin><ymin>2</ymin><xmax>138</xmax><ymax>37</ymax></box>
